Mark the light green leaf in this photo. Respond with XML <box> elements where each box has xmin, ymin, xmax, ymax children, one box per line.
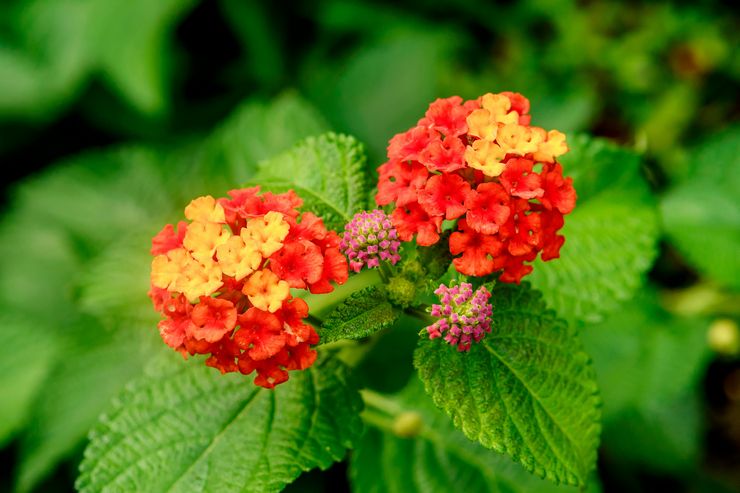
<box><xmin>254</xmin><ymin>132</ymin><xmax>369</xmax><ymax>231</ymax></box>
<box><xmin>16</xmin><ymin>323</ymin><xmax>156</xmax><ymax>493</ymax></box>
<box><xmin>529</xmin><ymin>134</ymin><xmax>659</xmax><ymax>325</ymax></box>
<box><xmin>0</xmin><ymin>314</ymin><xmax>58</xmax><ymax>446</ymax></box>
<box><xmin>414</xmin><ymin>282</ymin><xmax>601</xmax><ymax>486</ymax></box>
<box><xmin>77</xmin><ymin>233</ymin><xmax>159</xmax><ymax>328</ymax></box>
<box><xmin>581</xmin><ymin>288</ymin><xmax>711</xmax><ymax>472</ymax></box>
<box><xmin>10</xmin><ymin>147</ymin><xmax>174</xmax><ymax>249</ymax></box>
<box><xmin>353</xmin><ymin>379</ymin><xmax>599</xmax><ymax>493</ymax></box>
<box><xmin>76</xmin><ymin>354</ymin><xmax>363</xmax><ymax>493</ymax></box>
<box><xmin>320</xmin><ymin>286</ymin><xmax>397</xmax><ymax>344</ymax></box>
<box><xmin>661</xmin><ymin>126</ymin><xmax>740</xmax><ymax>289</ymax></box>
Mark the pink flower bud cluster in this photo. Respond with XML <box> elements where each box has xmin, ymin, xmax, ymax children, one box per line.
<box><xmin>427</xmin><ymin>282</ymin><xmax>493</xmax><ymax>351</ymax></box>
<box><xmin>340</xmin><ymin>210</ymin><xmax>401</xmax><ymax>273</ymax></box>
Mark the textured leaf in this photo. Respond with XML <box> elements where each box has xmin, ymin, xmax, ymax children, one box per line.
<box><xmin>76</xmin><ymin>354</ymin><xmax>363</xmax><ymax>493</ymax></box>
<box><xmin>170</xmin><ymin>93</ymin><xmax>330</xmax><ymax>204</ymax></box>
<box><xmin>254</xmin><ymin>132</ymin><xmax>369</xmax><ymax>231</ymax></box>
<box><xmin>414</xmin><ymin>282</ymin><xmax>601</xmax><ymax>486</ymax></box>
<box><xmin>319</xmin><ymin>286</ymin><xmax>397</xmax><ymax>344</ymax></box>
<box><xmin>529</xmin><ymin>135</ymin><xmax>659</xmax><ymax>325</ymax></box>
<box><xmin>661</xmin><ymin>126</ymin><xmax>740</xmax><ymax>289</ymax></box>
<box><xmin>0</xmin><ymin>314</ymin><xmax>58</xmax><ymax>446</ymax></box>
<box><xmin>581</xmin><ymin>288</ymin><xmax>711</xmax><ymax>472</ymax></box>
<box><xmin>16</xmin><ymin>322</ymin><xmax>156</xmax><ymax>493</ymax></box>
<box><xmin>353</xmin><ymin>380</ymin><xmax>599</xmax><ymax>493</ymax></box>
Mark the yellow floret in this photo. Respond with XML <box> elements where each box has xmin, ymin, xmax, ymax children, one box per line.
<box><xmin>242</xmin><ymin>269</ymin><xmax>290</xmax><ymax>313</ymax></box>
<box><xmin>184</xmin><ymin>195</ymin><xmax>226</xmax><ymax>223</ymax></box>
<box><xmin>466</xmin><ymin>109</ymin><xmax>498</xmax><ymax>141</ymax></box>
<box><xmin>151</xmin><ymin>248</ymin><xmax>190</xmax><ymax>290</ymax></box>
<box><xmin>464</xmin><ymin>139</ymin><xmax>507</xmax><ymax>177</ymax></box>
<box><xmin>497</xmin><ymin>123</ymin><xmax>542</xmax><ymax>156</ymax></box>
<box><xmin>216</xmin><ymin>235</ymin><xmax>262</xmax><ymax>281</ymax></box>
<box><xmin>533</xmin><ymin>130</ymin><xmax>568</xmax><ymax>163</ymax></box>
<box><xmin>480</xmin><ymin>93</ymin><xmax>519</xmax><ymax>125</ymax></box>
<box><xmin>175</xmin><ymin>257</ymin><xmax>223</xmax><ymax>302</ymax></box>
<box><xmin>151</xmin><ymin>248</ymin><xmax>222</xmax><ymax>301</ymax></box>
<box><xmin>243</xmin><ymin>211</ymin><xmax>290</xmax><ymax>258</ymax></box>
<box><xmin>184</xmin><ymin>221</ymin><xmax>231</xmax><ymax>263</ymax></box>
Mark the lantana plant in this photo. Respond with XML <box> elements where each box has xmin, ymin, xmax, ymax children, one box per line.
<box><xmin>78</xmin><ymin>93</ymin><xmax>608</xmax><ymax>493</ymax></box>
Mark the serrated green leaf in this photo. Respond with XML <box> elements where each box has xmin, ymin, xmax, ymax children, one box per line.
<box><xmin>529</xmin><ymin>134</ymin><xmax>659</xmax><ymax>325</ymax></box>
<box><xmin>353</xmin><ymin>379</ymin><xmax>599</xmax><ymax>493</ymax></box>
<box><xmin>14</xmin><ymin>321</ymin><xmax>156</xmax><ymax>493</ymax></box>
<box><xmin>661</xmin><ymin>126</ymin><xmax>740</xmax><ymax>289</ymax></box>
<box><xmin>76</xmin><ymin>354</ymin><xmax>363</xmax><ymax>493</ymax></box>
<box><xmin>0</xmin><ymin>313</ymin><xmax>58</xmax><ymax>446</ymax></box>
<box><xmin>253</xmin><ymin>132</ymin><xmax>369</xmax><ymax>232</ymax></box>
<box><xmin>319</xmin><ymin>286</ymin><xmax>397</xmax><ymax>344</ymax></box>
<box><xmin>581</xmin><ymin>288</ymin><xmax>711</xmax><ymax>472</ymax></box>
<box><xmin>414</xmin><ymin>282</ymin><xmax>601</xmax><ymax>487</ymax></box>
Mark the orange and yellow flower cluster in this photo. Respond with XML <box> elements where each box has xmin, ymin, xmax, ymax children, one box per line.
<box><xmin>149</xmin><ymin>187</ymin><xmax>348</xmax><ymax>388</ymax></box>
<box><xmin>376</xmin><ymin>92</ymin><xmax>576</xmax><ymax>283</ymax></box>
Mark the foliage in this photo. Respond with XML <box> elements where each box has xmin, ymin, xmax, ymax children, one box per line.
<box><xmin>0</xmin><ymin>1</ymin><xmax>738</xmax><ymax>492</ymax></box>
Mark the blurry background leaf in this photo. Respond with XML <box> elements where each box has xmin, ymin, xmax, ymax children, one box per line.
<box><xmin>581</xmin><ymin>288</ymin><xmax>712</xmax><ymax>474</ymax></box>
<box><xmin>661</xmin><ymin>127</ymin><xmax>740</xmax><ymax>290</ymax></box>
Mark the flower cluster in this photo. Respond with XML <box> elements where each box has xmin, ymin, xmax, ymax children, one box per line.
<box><xmin>340</xmin><ymin>210</ymin><xmax>401</xmax><ymax>272</ymax></box>
<box><xmin>376</xmin><ymin>92</ymin><xmax>576</xmax><ymax>282</ymax></box>
<box><xmin>426</xmin><ymin>282</ymin><xmax>493</xmax><ymax>351</ymax></box>
<box><xmin>149</xmin><ymin>187</ymin><xmax>348</xmax><ymax>388</ymax></box>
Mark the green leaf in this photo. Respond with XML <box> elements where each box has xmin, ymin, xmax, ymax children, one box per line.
<box><xmin>319</xmin><ymin>286</ymin><xmax>397</xmax><ymax>344</ymax></box>
<box><xmin>16</xmin><ymin>322</ymin><xmax>156</xmax><ymax>493</ymax></box>
<box><xmin>661</xmin><ymin>126</ymin><xmax>740</xmax><ymax>289</ymax></box>
<box><xmin>414</xmin><ymin>282</ymin><xmax>601</xmax><ymax>487</ymax></box>
<box><xmin>170</xmin><ymin>93</ymin><xmax>330</xmax><ymax>204</ymax></box>
<box><xmin>0</xmin><ymin>0</ymin><xmax>91</xmax><ymax>120</ymax></box>
<box><xmin>254</xmin><ymin>132</ymin><xmax>369</xmax><ymax>231</ymax></box>
<box><xmin>352</xmin><ymin>379</ymin><xmax>599</xmax><ymax>493</ymax></box>
<box><xmin>301</xmin><ymin>26</ymin><xmax>462</xmax><ymax>162</ymax></box>
<box><xmin>581</xmin><ymin>288</ymin><xmax>711</xmax><ymax>472</ymax></box>
<box><xmin>0</xmin><ymin>313</ymin><xmax>58</xmax><ymax>446</ymax></box>
<box><xmin>9</xmin><ymin>147</ymin><xmax>174</xmax><ymax>249</ymax></box>
<box><xmin>91</xmin><ymin>0</ymin><xmax>197</xmax><ymax>116</ymax></box>
<box><xmin>76</xmin><ymin>354</ymin><xmax>363</xmax><ymax>493</ymax></box>
<box><xmin>529</xmin><ymin>135</ymin><xmax>659</xmax><ymax>325</ymax></box>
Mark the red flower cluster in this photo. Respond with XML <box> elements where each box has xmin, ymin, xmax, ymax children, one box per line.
<box><xmin>149</xmin><ymin>187</ymin><xmax>348</xmax><ymax>388</ymax></box>
<box><xmin>376</xmin><ymin>92</ymin><xmax>576</xmax><ymax>282</ymax></box>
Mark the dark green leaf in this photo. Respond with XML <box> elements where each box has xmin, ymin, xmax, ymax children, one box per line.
<box><xmin>414</xmin><ymin>282</ymin><xmax>601</xmax><ymax>486</ymax></box>
<box><xmin>320</xmin><ymin>286</ymin><xmax>397</xmax><ymax>344</ymax></box>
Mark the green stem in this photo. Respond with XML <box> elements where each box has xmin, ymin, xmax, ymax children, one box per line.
<box><xmin>361</xmin><ymin>388</ymin><xmax>404</xmax><ymax>415</ymax></box>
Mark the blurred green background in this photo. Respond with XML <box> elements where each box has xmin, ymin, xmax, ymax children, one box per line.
<box><xmin>0</xmin><ymin>0</ymin><xmax>738</xmax><ymax>492</ymax></box>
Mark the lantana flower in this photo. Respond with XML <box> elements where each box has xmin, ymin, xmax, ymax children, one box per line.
<box><xmin>376</xmin><ymin>92</ymin><xmax>577</xmax><ymax>282</ymax></box>
<box><xmin>149</xmin><ymin>187</ymin><xmax>349</xmax><ymax>389</ymax></box>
